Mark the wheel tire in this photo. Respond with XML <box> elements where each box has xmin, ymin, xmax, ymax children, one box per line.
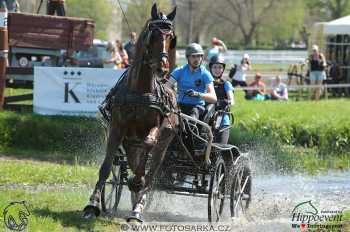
<box><xmin>208</xmin><ymin>156</ymin><xmax>226</xmax><ymax>222</ymax></box>
<box><xmin>101</xmin><ymin>163</ymin><xmax>124</xmax><ymax>214</ymax></box>
<box><xmin>230</xmin><ymin>157</ymin><xmax>252</xmax><ymax>218</ymax></box>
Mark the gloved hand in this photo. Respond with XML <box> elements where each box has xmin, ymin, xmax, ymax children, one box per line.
<box><xmin>185</xmin><ymin>89</ymin><xmax>201</xmax><ymax>97</ymax></box>
<box><xmin>217</xmin><ymin>99</ymin><xmax>231</xmax><ymax>109</ymax></box>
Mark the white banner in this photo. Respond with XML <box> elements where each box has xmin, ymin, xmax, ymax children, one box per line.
<box><xmin>34</xmin><ymin>67</ymin><xmax>125</xmax><ymax>116</ymax></box>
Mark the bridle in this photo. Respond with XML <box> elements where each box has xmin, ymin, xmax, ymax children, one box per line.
<box><xmin>142</xmin><ymin>16</ymin><xmax>176</xmax><ymax>75</ymax></box>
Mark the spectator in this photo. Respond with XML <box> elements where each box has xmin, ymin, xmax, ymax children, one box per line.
<box><xmin>246</xmin><ymin>72</ymin><xmax>268</xmax><ymax>101</ymax></box>
<box><xmin>115</xmin><ymin>39</ymin><xmax>129</xmax><ymax>69</ymax></box>
<box><xmin>230</xmin><ymin>53</ymin><xmax>251</xmax><ymax>97</ymax></box>
<box><xmin>103</xmin><ymin>42</ymin><xmax>120</xmax><ymax>69</ymax></box>
<box><xmin>6</xmin><ymin>0</ymin><xmax>20</xmax><ymax>12</ymax></box>
<box><xmin>47</xmin><ymin>0</ymin><xmax>65</xmax><ymax>16</ymax></box>
<box><xmin>206</xmin><ymin>37</ymin><xmax>227</xmax><ymax>62</ymax></box>
<box><xmin>271</xmin><ymin>75</ymin><xmax>288</xmax><ymax>101</ymax></box>
<box><xmin>307</xmin><ymin>44</ymin><xmax>326</xmax><ymax>100</ymax></box>
<box><xmin>124</xmin><ymin>32</ymin><xmax>137</xmax><ymax>65</ymax></box>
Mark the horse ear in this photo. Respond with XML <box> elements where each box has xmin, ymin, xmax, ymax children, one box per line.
<box><xmin>167</xmin><ymin>7</ymin><xmax>176</xmax><ymax>21</ymax></box>
<box><xmin>151</xmin><ymin>3</ymin><xmax>158</xmax><ymax>19</ymax></box>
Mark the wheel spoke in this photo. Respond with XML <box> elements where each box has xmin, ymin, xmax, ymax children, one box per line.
<box><xmin>209</xmin><ymin>157</ymin><xmax>226</xmax><ymax>222</ymax></box>
<box><xmin>218</xmin><ymin>173</ymin><xmax>225</xmax><ymax>184</ymax></box>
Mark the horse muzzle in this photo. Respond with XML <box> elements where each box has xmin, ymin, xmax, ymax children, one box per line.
<box><xmin>158</xmin><ymin>56</ymin><xmax>170</xmax><ymax>75</ymax></box>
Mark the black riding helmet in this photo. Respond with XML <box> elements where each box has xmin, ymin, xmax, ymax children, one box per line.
<box><xmin>209</xmin><ymin>55</ymin><xmax>226</xmax><ymax>78</ymax></box>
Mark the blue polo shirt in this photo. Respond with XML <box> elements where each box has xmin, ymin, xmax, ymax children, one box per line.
<box><xmin>171</xmin><ymin>64</ymin><xmax>213</xmax><ymax>105</ymax></box>
<box><xmin>221</xmin><ymin>81</ymin><xmax>234</xmax><ymax>127</ymax></box>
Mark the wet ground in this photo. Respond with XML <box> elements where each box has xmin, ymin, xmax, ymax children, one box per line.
<box><xmin>114</xmin><ymin>170</ymin><xmax>350</xmax><ymax>231</ymax></box>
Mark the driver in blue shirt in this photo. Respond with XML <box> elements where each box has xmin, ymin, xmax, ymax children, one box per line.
<box><xmin>167</xmin><ymin>43</ymin><xmax>217</xmax><ymax>119</ymax></box>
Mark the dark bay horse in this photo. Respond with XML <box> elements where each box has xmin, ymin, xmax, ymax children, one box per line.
<box><xmin>83</xmin><ymin>4</ymin><xmax>178</xmax><ymax>222</ymax></box>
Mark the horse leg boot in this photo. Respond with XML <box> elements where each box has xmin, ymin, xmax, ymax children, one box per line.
<box><xmin>82</xmin><ymin>126</ymin><xmax>124</xmax><ymax>219</ymax></box>
<box><xmin>127</xmin><ymin>149</ymin><xmax>150</xmax><ymax>222</ymax></box>
<box><xmin>144</xmin><ymin>126</ymin><xmax>159</xmax><ymax>148</ymax></box>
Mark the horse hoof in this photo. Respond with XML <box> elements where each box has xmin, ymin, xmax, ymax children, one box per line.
<box><xmin>126</xmin><ymin>212</ymin><xmax>144</xmax><ymax>223</ymax></box>
<box><xmin>82</xmin><ymin>205</ymin><xmax>101</xmax><ymax>219</ymax></box>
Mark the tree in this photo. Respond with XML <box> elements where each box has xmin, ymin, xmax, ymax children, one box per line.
<box><xmin>306</xmin><ymin>0</ymin><xmax>350</xmax><ymax>20</ymax></box>
<box><xmin>175</xmin><ymin>0</ymin><xmax>213</xmax><ymax>44</ymax></box>
<box><xmin>123</xmin><ymin>0</ymin><xmax>170</xmax><ymax>39</ymax></box>
<box><xmin>258</xmin><ymin>0</ymin><xmax>306</xmax><ymax>48</ymax></box>
<box><xmin>66</xmin><ymin>0</ymin><xmax>113</xmax><ymax>39</ymax></box>
<box><xmin>213</xmin><ymin>0</ymin><xmax>277</xmax><ymax>46</ymax></box>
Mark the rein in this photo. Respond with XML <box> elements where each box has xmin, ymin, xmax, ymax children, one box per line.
<box><xmin>111</xmin><ymin>18</ymin><xmax>176</xmax><ymax>118</ymax></box>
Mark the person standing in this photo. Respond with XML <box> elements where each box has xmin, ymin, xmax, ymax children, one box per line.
<box><xmin>115</xmin><ymin>39</ymin><xmax>128</xmax><ymax>68</ymax></box>
<box><xmin>103</xmin><ymin>42</ymin><xmax>120</xmax><ymax>69</ymax></box>
<box><xmin>230</xmin><ymin>53</ymin><xmax>251</xmax><ymax>97</ymax></box>
<box><xmin>307</xmin><ymin>44</ymin><xmax>326</xmax><ymax>100</ymax></box>
<box><xmin>206</xmin><ymin>37</ymin><xmax>227</xmax><ymax>62</ymax></box>
<box><xmin>47</xmin><ymin>0</ymin><xmax>65</xmax><ymax>16</ymax></box>
<box><xmin>124</xmin><ymin>32</ymin><xmax>137</xmax><ymax>65</ymax></box>
<box><xmin>5</xmin><ymin>0</ymin><xmax>19</xmax><ymax>12</ymax></box>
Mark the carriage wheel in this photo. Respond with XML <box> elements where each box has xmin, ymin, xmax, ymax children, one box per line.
<box><xmin>208</xmin><ymin>156</ymin><xmax>226</xmax><ymax>222</ymax></box>
<box><xmin>230</xmin><ymin>158</ymin><xmax>252</xmax><ymax>218</ymax></box>
<box><xmin>101</xmin><ymin>162</ymin><xmax>124</xmax><ymax>214</ymax></box>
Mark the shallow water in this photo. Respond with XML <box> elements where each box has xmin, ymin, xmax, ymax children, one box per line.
<box><xmin>116</xmin><ymin>170</ymin><xmax>350</xmax><ymax>231</ymax></box>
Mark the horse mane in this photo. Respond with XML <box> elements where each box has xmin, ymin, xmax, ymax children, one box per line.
<box><xmin>127</xmin><ymin>18</ymin><xmax>176</xmax><ymax>82</ymax></box>
<box><xmin>127</xmin><ymin>20</ymin><xmax>151</xmax><ymax>82</ymax></box>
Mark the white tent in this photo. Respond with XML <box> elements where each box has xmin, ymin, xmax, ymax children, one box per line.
<box><xmin>323</xmin><ymin>15</ymin><xmax>350</xmax><ymax>34</ymax></box>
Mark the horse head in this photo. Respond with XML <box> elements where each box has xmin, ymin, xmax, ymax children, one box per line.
<box><xmin>141</xmin><ymin>3</ymin><xmax>176</xmax><ymax>78</ymax></box>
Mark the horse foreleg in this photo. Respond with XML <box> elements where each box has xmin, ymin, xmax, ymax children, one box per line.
<box><xmin>144</xmin><ymin>126</ymin><xmax>174</xmax><ymax>190</ymax></box>
<box><xmin>83</xmin><ymin>125</ymin><xmax>124</xmax><ymax>219</ymax></box>
<box><xmin>128</xmin><ymin>123</ymin><xmax>175</xmax><ymax>223</ymax></box>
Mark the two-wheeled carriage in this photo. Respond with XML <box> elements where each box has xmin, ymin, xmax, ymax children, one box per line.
<box><xmin>101</xmin><ymin>106</ymin><xmax>252</xmax><ymax>222</ymax></box>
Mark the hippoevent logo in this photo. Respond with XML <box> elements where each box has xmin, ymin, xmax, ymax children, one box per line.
<box><xmin>3</xmin><ymin>201</ymin><xmax>30</xmax><ymax>231</ymax></box>
<box><xmin>291</xmin><ymin>200</ymin><xmax>343</xmax><ymax>230</ymax></box>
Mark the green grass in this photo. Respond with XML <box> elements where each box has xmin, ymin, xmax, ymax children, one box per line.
<box><xmin>1</xmin><ymin>88</ymin><xmax>350</xmax><ymax>174</ymax></box>
<box><xmin>229</xmin><ymin>91</ymin><xmax>350</xmax><ymax>173</ymax></box>
<box><xmin>0</xmin><ymin>158</ymin><xmax>122</xmax><ymax>231</ymax></box>
<box><xmin>0</xmin><ymin>88</ymin><xmax>348</xmax><ymax>230</ymax></box>
<box><xmin>0</xmin><ymin>158</ymin><xmax>97</xmax><ymax>186</ymax></box>
<box><xmin>5</xmin><ymin>88</ymin><xmax>33</xmax><ymax>105</ymax></box>
<box><xmin>0</xmin><ymin>189</ymin><xmax>122</xmax><ymax>232</ymax></box>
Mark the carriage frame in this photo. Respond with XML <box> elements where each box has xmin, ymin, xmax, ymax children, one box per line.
<box><xmin>100</xmin><ymin>109</ymin><xmax>252</xmax><ymax>222</ymax></box>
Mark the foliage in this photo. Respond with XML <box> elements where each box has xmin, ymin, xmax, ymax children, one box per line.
<box><xmin>122</xmin><ymin>0</ymin><xmax>171</xmax><ymax>38</ymax></box>
<box><xmin>66</xmin><ymin>0</ymin><xmax>113</xmax><ymax>39</ymax></box>
<box><xmin>0</xmin><ymin>112</ymin><xmax>104</xmax><ymax>156</ymax></box>
<box><xmin>0</xmin><ymin>96</ymin><xmax>349</xmax><ymax>173</ymax></box>
<box><xmin>259</xmin><ymin>0</ymin><xmax>306</xmax><ymax>47</ymax></box>
<box><xmin>305</xmin><ymin>0</ymin><xmax>350</xmax><ymax>20</ymax></box>
<box><xmin>229</xmin><ymin>96</ymin><xmax>350</xmax><ymax>168</ymax></box>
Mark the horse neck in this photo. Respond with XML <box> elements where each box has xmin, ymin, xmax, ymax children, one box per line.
<box><xmin>127</xmin><ymin>62</ymin><xmax>155</xmax><ymax>94</ymax></box>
